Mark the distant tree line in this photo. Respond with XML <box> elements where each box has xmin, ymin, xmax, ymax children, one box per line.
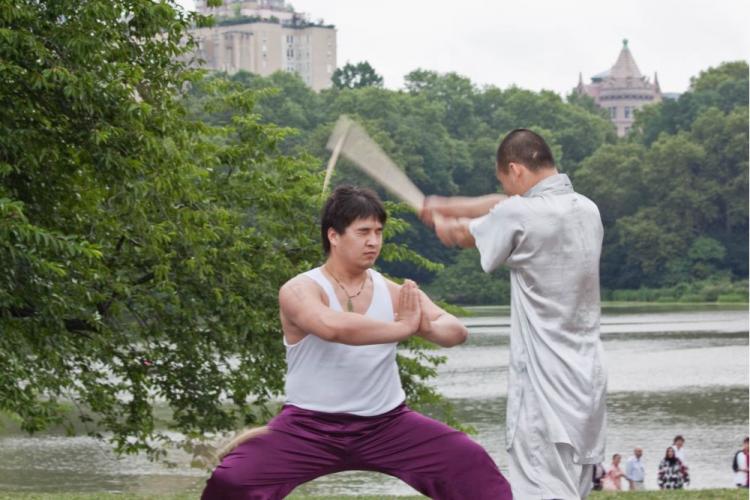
<box><xmin>202</xmin><ymin>60</ymin><xmax>748</xmax><ymax>303</ymax></box>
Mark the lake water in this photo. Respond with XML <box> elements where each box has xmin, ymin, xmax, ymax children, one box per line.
<box><xmin>1</xmin><ymin>304</ymin><xmax>747</xmax><ymax>496</ymax></box>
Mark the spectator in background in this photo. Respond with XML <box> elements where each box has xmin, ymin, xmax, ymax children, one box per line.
<box><xmin>592</xmin><ymin>462</ymin><xmax>606</xmax><ymax>491</ymax></box>
<box><xmin>602</xmin><ymin>453</ymin><xmax>625</xmax><ymax>491</ymax></box>
<box><xmin>658</xmin><ymin>446</ymin><xmax>689</xmax><ymax>489</ymax></box>
<box><xmin>733</xmin><ymin>436</ymin><xmax>749</xmax><ymax>488</ymax></box>
<box><xmin>671</xmin><ymin>435</ymin><xmax>690</xmax><ymax>487</ymax></box>
<box><xmin>672</xmin><ymin>435</ymin><xmax>687</xmax><ymax>465</ymax></box>
<box><xmin>626</xmin><ymin>446</ymin><xmax>646</xmax><ymax>490</ymax></box>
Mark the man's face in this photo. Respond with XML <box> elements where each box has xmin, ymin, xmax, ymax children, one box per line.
<box><xmin>329</xmin><ymin>217</ymin><xmax>383</xmax><ymax>268</ymax></box>
<box><xmin>635</xmin><ymin>448</ymin><xmax>643</xmax><ymax>458</ymax></box>
<box><xmin>675</xmin><ymin>439</ymin><xmax>684</xmax><ymax>449</ymax></box>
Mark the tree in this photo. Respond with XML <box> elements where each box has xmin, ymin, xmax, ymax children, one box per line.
<box><xmin>1</xmin><ymin>1</ymin><xmax>465</xmax><ymax>461</ymax></box>
<box><xmin>331</xmin><ymin>61</ymin><xmax>384</xmax><ymax>89</ymax></box>
<box><xmin>426</xmin><ymin>249</ymin><xmax>510</xmax><ymax>305</ymax></box>
<box><xmin>0</xmin><ymin>0</ymin><xmax>327</xmax><ymax>459</ymax></box>
<box><xmin>632</xmin><ymin>61</ymin><xmax>749</xmax><ymax>145</ymax></box>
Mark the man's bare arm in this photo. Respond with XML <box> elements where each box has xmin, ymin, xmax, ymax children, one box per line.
<box><xmin>415</xmin><ymin>290</ymin><xmax>468</xmax><ymax>347</ymax></box>
<box><xmin>279</xmin><ymin>276</ymin><xmax>421</xmax><ymax>346</ymax></box>
<box><xmin>421</xmin><ymin>194</ymin><xmax>507</xmax><ymax>225</ymax></box>
<box><xmin>385</xmin><ymin>281</ymin><xmax>468</xmax><ymax>347</ymax></box>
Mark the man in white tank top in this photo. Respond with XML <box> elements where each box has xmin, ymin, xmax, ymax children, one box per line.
<box><xmin>202</xmin><ymin>186</ymin><xmax>512</xmax><ymax>499</ymax></box>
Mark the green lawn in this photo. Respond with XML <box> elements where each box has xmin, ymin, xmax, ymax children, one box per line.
<box><xmin>0</xmin><ymin>489</ymin><xmax>747</xmax><ymax>499</ymax></box>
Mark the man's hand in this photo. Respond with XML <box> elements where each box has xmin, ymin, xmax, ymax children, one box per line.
<box><xmin>420</xmin><ymin>193</ymin><xmax>508</xmax><ymax>227</ymax></box>
<box><xmin>417</xmin><ymin>292</ymin><xmax>433</xmax><ymax>335</ymax></box>
<box><xmin>434</xmin><ymin>215</ymin><xmax>457</xmax><ymax>246</ymax></box>
<box><xmin>395</xmin><ymin>280</ymin><xmax>421</xmax><ymax>334</ymax></box>
<box><xmin>385</xmin><ymin>281</ymin><xmax>468</xmax><ymax>347</ymax></box>
<box><xmin>434</xmin><ymin>216</ymin><xmax>475</xmax><ymax>248</ymax></box>
<box><xmin>420</xmin><ymin>195</ymin><xmax>447</xmax><ymax>227</ymax></box>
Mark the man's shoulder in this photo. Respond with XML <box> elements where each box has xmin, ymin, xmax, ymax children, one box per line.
<box><xmin>279</xmin><ymin>270</ymin><xmax>323</xmax><ymax>301</ymax></box>
<box><xmin>481</xmin><ymin>194</ymin><xmax>528</xmax><ymax>222</ymax></box>
<box><xmin>282</xmin><ymin>269</ymin><xmax>315</xmax><ymax>288</ymax></box>
<box><xmin>573</xmin><ymin>191</ymin><xmax>601</xmax><ymax>212</ymax></box>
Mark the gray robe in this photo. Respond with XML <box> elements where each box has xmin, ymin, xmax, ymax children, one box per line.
<box><xmin>469</xmin><ymin>173</ymin><xmax>607</xmax><ymax>464</ymax></box>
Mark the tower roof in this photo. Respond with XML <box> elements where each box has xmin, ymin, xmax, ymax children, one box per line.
<box><xmin>609</xmin><ymin>38</ymin><xmax>643</xmax><ymax>79</ymax></box>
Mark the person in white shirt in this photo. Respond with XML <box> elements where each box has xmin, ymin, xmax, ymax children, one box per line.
<box><xmin>671</xmin><ymin>435</ymin><xmax>687</xmax><ymax>465</ymax></box>
<box><xmin>626</xmin><ymin>447</ymin><xmax>646</xmax><ymax>490</ymax></box>
<box><xmin>670</xmin><ymin>435</ymin><xmax>689</xmax><ymax>487</ymax></box>
<box><xmin>733</xmin><ymin>437</ymin><xmax>749</xmax><ymax>488</ymax></box>
<box><xmin>423</xmin><ymin>129</ymin><xmax>607</xmax><ymax>499</ymax></box>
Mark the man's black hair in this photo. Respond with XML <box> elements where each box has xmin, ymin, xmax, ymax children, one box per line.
<box><xmin>496</xmin><ymin>128</ymin><xmax>556</xmax><ymax>172</ymax></box>
<box><xmin>321</xmin><ymin>185</ymin><xmax>387</xmax><ymax>254</ymax></box>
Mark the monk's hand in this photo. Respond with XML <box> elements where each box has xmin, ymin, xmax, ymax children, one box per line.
<box><xmin>396</xmin><ymin>280</ymin><xmax>421</xmax><ymax>334</ymax></box>
<box><xmin>420</xmin><ymin>195</ymin><xmax>447</xmax><ymax>228</ymax></box>
<box><xmin>434</xmin><ymin>214</ymin><xmax>458</xmax><ymax>247</ymax></box>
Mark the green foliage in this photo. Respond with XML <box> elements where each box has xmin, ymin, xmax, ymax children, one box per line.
<box><xmin>426</xmin><ymin>249</ymin><xmax>510</xmax><ymax>305</ymax></box>
<box><xmin>222</xmin><ymin>67</ymin><xmax>617</xmax><ymax>295</ymax></box>
<box><xmin>578</xmin><ymin>62</ymin><xmax>748</xmax><ymax>290</ymax></box>
<box><xmin>332</xmin><ymin>61</ymin><xmax>384</xmax><ymax>89</ymax></box>
<box><xmin>632</xmin><ymin>61</ymin><xmax>749</xmax><ymax>145</ymax></box>
<box><xmin>604</xmin><ymin>278</ymin><xmax>748</xmax><ymax>304</ymax></box>
<box><xmin>0</xmin><ymin>0</ymin><xmax>465</xmax><ymax>461</ymax></box>
<box><xmin>229</xmin><ymin>61</ymin><xmax>746</xmax><ymax>303</ymax></box>
<box><xmin>0</xmin><ymin>0</ymin><xmax>323</xmax><ymax>460</ymax></box>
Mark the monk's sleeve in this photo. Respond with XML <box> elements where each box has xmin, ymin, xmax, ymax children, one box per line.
<box><xmin>468</xmin><ymin>197</ymin><xmax>524</xmax><ymax>273</ymax></box>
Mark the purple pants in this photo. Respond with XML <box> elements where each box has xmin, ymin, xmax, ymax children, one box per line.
<box><xmin>202</xmin><ymin>403</ymin><xmax>512</xmax><ymax>499</ymax></box>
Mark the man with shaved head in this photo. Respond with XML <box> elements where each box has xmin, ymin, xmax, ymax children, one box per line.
<box><xmin>423</xmin><ymin>129</ymin><xmax>607</xmax><ymax>499</ymax></box>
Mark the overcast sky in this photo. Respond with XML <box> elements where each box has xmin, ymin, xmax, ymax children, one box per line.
<box><xmin>177</xmin><ymin>0</ymin><xmax>749</xmax><ymax>96</ymax></box>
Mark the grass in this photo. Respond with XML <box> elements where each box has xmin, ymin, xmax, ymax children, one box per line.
<box><xmin>0</xmin><ymin>489</ymin><xmax>747</xmax><ymax>499</ymax></box>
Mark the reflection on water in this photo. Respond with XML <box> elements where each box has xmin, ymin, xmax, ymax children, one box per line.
<box><xmin>0</xmin><ymin>306</ymin><xmax>747</xmax><ymax>495</ymax></box>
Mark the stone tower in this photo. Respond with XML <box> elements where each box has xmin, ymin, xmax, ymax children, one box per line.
<box><xmin>577</xmin><ymin>40</ymin><xmax>662</xmax><ymax>136</ymax></box>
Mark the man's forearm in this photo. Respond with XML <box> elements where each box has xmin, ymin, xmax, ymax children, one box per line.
<box><xmin>433</xmin><ymin>194</ymin><xmax>507</xmax><ymax>218</ymax></box>
<box><xmin>418</xmin><ymin>315</ymin><xmax>468</xmax><ymax>347</ymax></box>
<box><xmin>320</xmin><ymin>311</ymin><xmax>414</xmax><ymax>345</ymax></box>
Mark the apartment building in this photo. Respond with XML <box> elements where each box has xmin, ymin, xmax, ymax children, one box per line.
<box><xmin>190</xmin><ymin>0</ymin><xmax>337</xmax><ymax>91</ymax></box>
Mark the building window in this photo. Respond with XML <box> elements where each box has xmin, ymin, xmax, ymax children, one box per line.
<box><xmin>610</xmin><ymin>107</ymin><xmax>616</xmax><ymax>119</ymax></box>
<box><xmin>624</xmin><ymin>106</ymin><xmax>631</xmax><ymax>119</ymax></box>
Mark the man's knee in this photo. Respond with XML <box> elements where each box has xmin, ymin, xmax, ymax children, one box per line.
<box><xmin>203</xmin><ymin>463</ymin><xmax>287</xmax><ymax>500</ymax></box>
<box><xmin>442</xmin><ymin>434</ymin><xmax>512</xmax><ymax>498</ymax></box>
<box><xmin>449</xmin><ymin>434</ymin><xmax>498</xmax><ymax>471</ymax></box>
<box><xmin>202</xmin><ymin>464</ymin><xmax>245</xmax><ymax>499</ymax></box>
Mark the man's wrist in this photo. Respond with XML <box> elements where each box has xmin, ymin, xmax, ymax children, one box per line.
<box><xmin>393</xmin><ymin>319</ymin><xmax>416</xmax><ymax>337</ymax></box>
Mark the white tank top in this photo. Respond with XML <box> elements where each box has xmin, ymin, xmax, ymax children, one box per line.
<box><xmin>284</xmin><ymin>267</ymin><xmax>406</xmax><ymax>416</ymax></box>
